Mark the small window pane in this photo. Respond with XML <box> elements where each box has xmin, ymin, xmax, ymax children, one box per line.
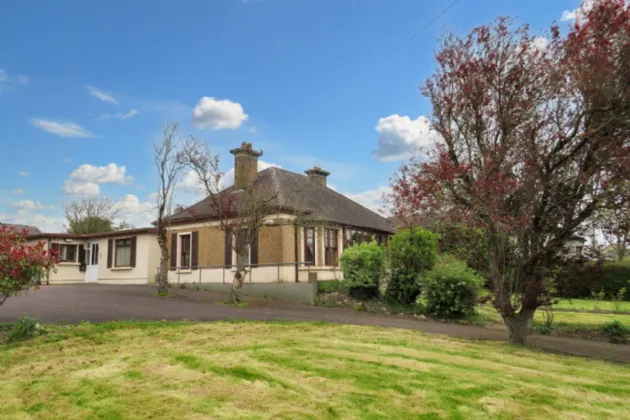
<box><xmin>180</xmin><ymin>234</ymin><xmax>191</xmax><ymax>267</ymax></box>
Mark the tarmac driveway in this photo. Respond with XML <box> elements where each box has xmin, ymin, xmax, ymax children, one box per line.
<box><xmin>1</xmin><ymin>284</ymin><xmax>629</xmax><ymax>363</ymax></box>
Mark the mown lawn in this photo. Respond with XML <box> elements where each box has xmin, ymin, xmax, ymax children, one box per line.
<box><xmin>1</xmin><ymin>321</ymin><xmax>630</xmax><ymax>419</ymax></box>
<box><xmin>477</xmin><ymin>305</ymin><xmax>630</xmax><ymax>331</ymax></box>
<box><xmin>555</xmin><ymin>299</ymin><xmax>630</xmax><ymax>313</ymax></box>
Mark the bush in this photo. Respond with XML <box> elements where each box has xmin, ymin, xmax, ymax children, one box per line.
<box><xmin>339</xmin><ymin>242</ymin><xmax>386</xmax><ymax>300</ymax></box>
<box><xmin>555</xmin><ymin>258</ymin><xmax>630</xmax><ymax>300</ymax></box>
<box><xmin>8</xmin><ymin>315</ymin><xmax>44</xmax><ymax>342</ymax></box>
<box><xmin>317</xmin><ymin>280</ymin><xmax>347</xmax><ymax>294</ymax></box>
<box><xmin>601</xmin><ymin>320</ymin><xmax>630</xmax><ymax>344</ymax></box>
<box><xmin>385</xmin><ymin>228</ymin><xmax>439</xmax><ymax>306</ymax></box>
<box><xmin>420</xmin><ymin>255</ymin><xmax>484</xmax><ymax>319</ymax></box>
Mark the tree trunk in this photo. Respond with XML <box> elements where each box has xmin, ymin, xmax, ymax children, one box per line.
<box><xmin>230</xmin><ymin>269</ymin><xmax>245</xmax><ymax>303</ymax></box>
<box><xmin>501</xmin><ymin>308</ymin><xmax>536</xmax><ymax>345</ymax></box>
<box><xmin>157</xmin><ymin>238</ymin><xmax>169</xmax><ymax>296</ymax></box>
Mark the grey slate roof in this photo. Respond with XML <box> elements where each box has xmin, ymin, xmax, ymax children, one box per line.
<box><xmin>168</xmin><ymin>167</ymin><xmax>394</xmax><ymax>233</ymax></box>
<box><xmin>0</xmin><ymin>223</ymin><xmax>42</xmax><ymax>236</ymax></box>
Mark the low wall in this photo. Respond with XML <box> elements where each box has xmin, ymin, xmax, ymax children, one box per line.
<box><xmin>187</xmin><ymin>282</ymin><xmax>317</xmax><ymax>305</ymax></box>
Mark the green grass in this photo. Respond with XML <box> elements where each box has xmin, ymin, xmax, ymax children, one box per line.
<box><xmin>478</xmin><ymin>305</ymin><xmax>630</xmax><ymax>332</ymax></box>
<box><xmin>555</xmin><ymin>299</ymin><xmax>630</xmax><ymax>313</ymax></box>
<box><xmin>1</xmin><ymin>321</ymin><xmax>630</xmax><ymax>419</ymax></box>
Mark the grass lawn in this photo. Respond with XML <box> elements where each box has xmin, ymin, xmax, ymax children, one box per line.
<box><xmin>2</xmin><ymin>322</ymin><xmax>630</xmax><ymax>419</ymax></box>
<box><xmin>477</xmin><ymin>305</ymin><xmax>630</xmax><ymax>331</ymax></box>
<box><xmin>554</xmin><ymin>299</ymin><xmax>630</xmax><ymax>313</ymax></box>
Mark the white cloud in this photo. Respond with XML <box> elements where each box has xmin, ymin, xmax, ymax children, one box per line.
<box><xmin>192</xmin><ymin>96</ymin><xmax>248</xmax><ymax>130</ymax></box>
<box><xmin>0</xmin><ymin>209</ymin><xmax>64</xmax><ymax>232</ymax></box>
<box><xmin>249</xmin><ymin>126</ymin><xmax>258</xmax><ymax>134</ymax></box>
<box><xmin>11</xmin><ymin>200</ymin><xmax>55</xmax><ymax>210</ymax></box>
<box><xmin>113</xmin><ymin>194</ymin><xmax>154</xmax><ymax>226</ymax></box>
<box><xmin>85</xmin><ymin>85</ymin><xmax>118</xmax><ymax>104</ymax></box>
<box><xmin>31</xmin><ymin>119</ymin><xmax>95</xmax><ymax>138</ymax></box>
<box><xmin>374</xmin><ymin>115</ymin><xmax>438</xmax><ymax>161</ymax></box>
<box><xmin>64</xmin><ymin>158</ymin><xmax>73</xmax><ymax>163</ymax></box>
<box><xmin>62</xmin><ymin>163</ymin><xmax>133</xmax><ymax>196</ymax></box>
<box><xmin>121</xmin><ymin>109</ymin><xmax>138</xmax><ymax>119</ymax></box>
<box><xmin>11</xmin><ymin>189</ymin><xmax>25</xmax><ymax>195</ymax></box>
<box><xmin>0</xmin><ymin>69</ymin><xmax>29</xmax><ymax>92</ymax></box>
<box><xmin>343</xmin><ymin>186</ymin><xmax>392</xmax><ymax>215</ymax></box>
<box><xmin>561</xmin><ymin>10</ymin><xmax>577</xmax><ymax>21</ymax></box>
<box><xmin>99</xmin><ymin>109</ymin><xmax>138</xmax><ymax>120</ymax></box>
<box><xmin>530</xmin><ymin>36</ymin><xmax>549</xmax><ymax>51</ymax></box>
<box><xmin>175</xmin><ymin>160</ymin><xmax>280</xmax><ymax>200</ymax></box>
<box><xmin>18</xmin><ymin>171</ymin><xmax>29</xmax><ymax>177</ymax></box>
<box><xmin>561</xmin><ymin>0</ymin><xmax>596</xmax><ymax>23</ymax></box>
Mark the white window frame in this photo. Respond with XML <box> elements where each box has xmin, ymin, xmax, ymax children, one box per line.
<box><xmin>177</xmin><ymin>232</ymin><xmax>193</xmax><ymax>269</ymax></box>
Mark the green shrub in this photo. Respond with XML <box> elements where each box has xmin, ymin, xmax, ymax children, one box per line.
<box><xmin>420</xmin><ymin>255</ymin><xmax>484</xmax><ymax>319</ymax></box>
<box><xmin>385</xmin><ymin>227</ymin><xmax>439</xmax><ymax>306</ymax></box>
<box><xmin>318</xmin><ymin>280</ymin><xmax>347</xmax><ymax>294</ymax></box>
<box><xmin>601</xmin><ymin>320</ymin><xmax>629</xmax><ymax>344</ymax></box>
<box><xmin>8</xmin><ymin>315</ymin><xmax>44</xmax><ymax>342</ymax></box>
<box><xmin>339</xmin><ymin>242</ymin><xmax>386</xmax><ymax>300</ymax></box>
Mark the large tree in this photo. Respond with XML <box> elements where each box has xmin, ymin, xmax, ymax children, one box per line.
<box><xmin>64</xmin><ymin>197</ymin><xmax>132</xmax><ymax>234</ymax></box>
<box><xmin>391</xmin><ymin>0</ymin><xmax>630</xmax><ymax>344</ymax></box>
<box><xmin>153</xmin><ymin>123</ymin><xmax>185</xmax><ymax>296</ymax></box>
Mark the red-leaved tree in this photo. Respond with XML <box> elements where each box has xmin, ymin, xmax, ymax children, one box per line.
<box><xmin>391</xmin><ymin>0</ymin><xmax>630</xmax><ymax>343</ymax></box>
<box><xmin>0</xmin><ymin>225</ymin><xmax>58</xmax><ymax>305</ymax></box>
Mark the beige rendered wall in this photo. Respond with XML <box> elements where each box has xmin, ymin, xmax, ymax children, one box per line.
<box><xmin>97</xmin><ymin>234</ymin><xmax>155</xmax><ymax>284</ymax></box>
<box><xmin>24</xmin><ymin>238</ymin><xmax>87</xmax><ymax>284</ymax></box>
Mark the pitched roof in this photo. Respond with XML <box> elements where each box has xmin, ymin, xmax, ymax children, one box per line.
<box><xmin>27</xmin><ymin>227</ymin><xmax>157</xmax><ymax>241</ymax></box>
<box><xmin>0</xmin><ymin>222</ymin><xmax>42</xmax><ymax>236</ymax></box>
<box><xmin>167</xmin><ymin>167</ymin><xmax>394</xmax><ymax>233</ymax></box>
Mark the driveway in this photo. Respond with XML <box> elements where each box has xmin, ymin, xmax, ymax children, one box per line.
<box><xmin>1</xmin><ymin>284</ymin><xmax>629</xmax><ymax>363</ymax></box>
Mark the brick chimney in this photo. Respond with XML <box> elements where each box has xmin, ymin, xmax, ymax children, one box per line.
<box><xmin>230</xmin><ymin>142</ymin><xmax>263</xmax><ymax>190</ymax></box>
<box><xmin>304</xmin><ymin>165</ymin><xmax>330</xmax><ymax>186</ymax></box>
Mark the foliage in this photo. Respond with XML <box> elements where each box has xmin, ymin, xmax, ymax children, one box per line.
<box><xmin>429</xmin><ymin>222</ymin><xmax>489</xmax><ymax>275</ymax></box>
<box><xmin>612</xmin><ymin>287</ymin><xmax>628</xmax><ymax>313</ymax></box>
<box><xmin>390</xmin><ymin>1</ymin><xmax>630</xmax><ymax>343</ymax></box>
<box><xmin>385</xmin><ymin>227</ymin><xmax>439</xmax><ymax>305</ymax></box>
<box><xmin>317</xmin><ymin>280</ymin><xmax>347</xmax><ymax>294</ymax></box>
<box><xmin>64</xmin><ymin>197</ymin><xmax>130</xmax><ymax>234</ymax></box>
<box><xmin>420</xmin><ymin>255</ymin><xmax>484</xmax><ymax>319</ymax></box>
<box><xmin>339</xmin><ymin>241</ymin><xmax>386</xmax><ymax>300</ymax></box>
<box><xmin>556</xmin><ymin>259</ymin><xmax>630</xmax><ymax>300</ymax></box>
<box><xmin>0</xmin><ymin>226</ymin><xmax>57</xmax><ymax>306</ymax></box>
<box><xmin>8</xmin><ymin>315</ymin><xmax>44</xmax><ymax>342</ymax></box>
<box><xmin>601</xmin><ymin>320</ymin><xmax>630</xmax><ymax>344</ymax></box>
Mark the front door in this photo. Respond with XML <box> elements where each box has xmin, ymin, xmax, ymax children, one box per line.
<box><xmin>85</xmin><ymin>242</ymin><xmax>99</xmax><ymax>283</ymax></box>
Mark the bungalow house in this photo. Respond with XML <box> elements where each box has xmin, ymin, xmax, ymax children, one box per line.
<box><xmin>25</xmin><ymin>228</ymin><xmax>159</xmax><ymax>285</ymax></box>
<box><xmin>164</xmin><ymin>142</ymin><xmax>394</xmax><ymax>284</ymax></box>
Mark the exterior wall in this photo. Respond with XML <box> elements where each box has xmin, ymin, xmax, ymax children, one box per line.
<box><xmin>166</xmin><ymin>225</ymin><xmax>225</xmax><ymax>267</ymax></box>
<box><xmin>26</xmin><ymin>238</ymin><xmax>87</xmax><ymax>284</ymax></box>
<box><xmin>97</xmin><ymin>233</ymin><xmax>155</xmax><ymax>285</ymax></box>
<box><xmin>146</xmin><ymin>235</ymin><xmax>161</xmax><ymax>284</ymax></box>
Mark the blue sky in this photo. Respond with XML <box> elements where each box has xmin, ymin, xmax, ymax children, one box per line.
<box><xmin>0</xmin><ymin>0</ymin><xmax>582</xmax><ymax>231</ymax></box>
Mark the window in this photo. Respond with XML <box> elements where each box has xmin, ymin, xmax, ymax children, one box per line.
<box><xmin>51</xmin><ymin>243</ymin><xmax>77</xmax><ymax>263</ymax></box>
<box><xmin>115</xmin><ymin>238</ymin><xmax>132</xmax><ymax>267</ymax></box>
<box><xmin>91</xmin><ymin>243</ymin><xmax>99</xmax><ymax>265</ymax></box>
<box><xmin>304</xmin><ymin>227</ymin><xmax>315</xmax><ymax>264</ymax></box>
<box><xmin>324</xmin><ymin>229</ymin><xmax>338</xmax><ymax>266</ymax></box>
<box><xmin>345</xmin><ymin>229</ymin><xmax>382</xmax><ymax>248</ymax></box>
<box><xmin>180</xmin><ymin>234</ymin><xmax>191</xmax><ymax>267</ymax></box>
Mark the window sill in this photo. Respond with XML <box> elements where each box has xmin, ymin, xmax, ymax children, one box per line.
<box><xmin>111</xmin><ymin>267</ymin><xmax>133</xmax><ymax>271</ymax></box>
<box><xmin>177</xmin><ymin>270</ymin><xmax>193</xmax><ymax>274</ymax></box>
<box><xmin>58</xmin><ymin>262</ymin><xmax>80</xmax><ymax>266</ymax></box>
